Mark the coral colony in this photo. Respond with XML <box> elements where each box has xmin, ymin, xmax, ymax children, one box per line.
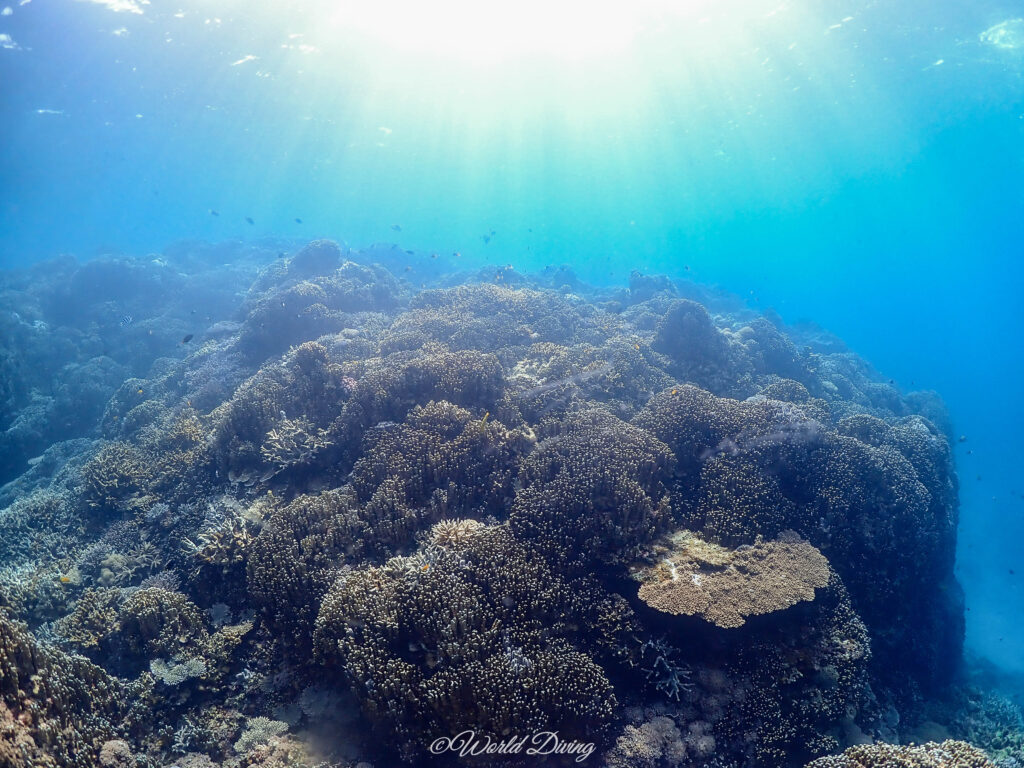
<box><xmin>0</xmin><ymin>238</ymin><xmax>1019</xmax><ymax>767</ymax></box>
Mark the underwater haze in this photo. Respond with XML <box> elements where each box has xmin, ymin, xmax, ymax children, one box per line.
<box><xmin>2</xmin><ymin>0</ymin><xmax>1024</xmax><ymax>766</ymax></box>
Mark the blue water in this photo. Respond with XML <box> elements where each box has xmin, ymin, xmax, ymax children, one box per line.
<box><xmin>2</xmin><ymin>0</ymin><xmax>1023</xmax><ymax>679</ymax></box>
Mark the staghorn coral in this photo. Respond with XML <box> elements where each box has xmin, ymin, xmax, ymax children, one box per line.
<box><xmin>633</xmin><ymin>529</ymin><xmax>830</xmax><ymax>628</ymax></box>
<box><xmin>59</xmin><ymin>586</ymin><xmax>205</xmax><ymax>658</ymax></box>
<box><xmin>260</xmin><ymin>415</ymin><xmax>333</xmax><ymax>476</ymax></box>
<box><xmin>183</xmin><ymin>500</ymin><xmax>263</xmax><ymax>577</ymax></box>
<box><xmin>736</xmin><ymin>317</ymin><xmax>815</xmax><ymax>384</ymax></box>
<box><xmin>80</xmin><ymin>440</ymin><xmax>152</xmax><ymax>515</ymax></box>
<box><xmin>932</xmin><ymin>687</ymin><xmax>1024</xmax><ymax>766</ymax></box>
<box><xmin>804</xmin><ymin>740</ymin><xmax>997</xmax><ymax>768</ymax></box>
<box><xmin>428</xmin><ymin>517</ymin><xmax>486</xmax><ymax>548</ymax></box>
<box><xmin>150</xmin><ymin>656</ymin><xmax>208</xmax><ymax>686</ymax></box>
<box><xmin>117</xmin><ymin>587</ymin><xmax>210</xmax><ymax>659</ymax></box>
<box><xmin>233</xmin><ymin>716</ymin><xmax>289</xmax><ymax>753</ymax></box>
<box><xmin>53</xmin><ymin>587</ymin><xmax>123</xmax><ymax>652</ymax></box>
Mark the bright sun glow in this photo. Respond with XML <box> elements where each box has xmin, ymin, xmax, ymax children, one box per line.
<box><xmin>326</xmin><ymin>0</ymin><xmax>708</xmax><ymax>62</ymax></box>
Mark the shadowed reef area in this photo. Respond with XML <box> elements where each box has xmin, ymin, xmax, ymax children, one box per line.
<box><xmin>0</xmin><ymin>239</ymin><xmax>1020</xmax><ymax>768</ymax></box>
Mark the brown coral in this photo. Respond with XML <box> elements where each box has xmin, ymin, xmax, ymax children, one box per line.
<box><xmin>633</xmin><ymin>530</ymin><xmax>830</xmax><ymax>628</ymax></box>
<box><xmin>804</xmin><ymin>740</ymin><xmax>997</xmax><ymax>768</ymax></box>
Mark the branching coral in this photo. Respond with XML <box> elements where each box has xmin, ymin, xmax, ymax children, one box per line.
<box><xmin>183</xmin><ymin>504</ymin><xmax>262</xmax><ymax>575</ymax></box>
<box><xmin>1</xmin><ymin>609</ymin><xmax>148</xmax><ymax>768</ymax></box>
<box><xmin>313</xmin><ymin>523</ymin><xmax>634</xmax><ymax>759</ymax></box>
<box><xmin>510</xmin><ymin>408</ymin><xmax>675</xmax><ymax>568</ymax></box>
<box><xmin>259</xmin><ymin>415</ymin><xmax>332</xmax><ymax>476</ymax></box>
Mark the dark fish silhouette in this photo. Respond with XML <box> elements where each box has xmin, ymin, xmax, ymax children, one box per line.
<box><xmin>294</xmin><ymin>218</ymin><xmax>302</xmax><ymax>224</ymax></box>
<box><xmin>209</xmin><ymin>209</ymin><xmax>219</xmax><ymax>216</ymax></box>
<box><xmin>182</xmin><ymin>334</ymin><xmax>194</xmax><ymax>344</ymax></box>
<box><xmin>245</xmin><ymin>217</ymin><xmax>255</xmax><ymax>225</ymax></box>
<box><xmin>391</xmin><ymin>224</ymin><xmax>402</xmax><ymax>232</ymax></box>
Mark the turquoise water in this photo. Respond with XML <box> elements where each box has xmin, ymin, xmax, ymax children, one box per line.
<box><xmin>2</xmin><ymin>0</ymin><xmax>1023</xmax><ymax>703</ymax></box>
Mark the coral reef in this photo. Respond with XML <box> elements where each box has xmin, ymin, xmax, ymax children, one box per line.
<box><xmin>0</xmin><ymin>239</ymin><xmax>980</xmax><ymax>767</ymax></box>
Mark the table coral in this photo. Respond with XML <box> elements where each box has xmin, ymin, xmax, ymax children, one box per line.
<box><xmin>633</xmin><ymin>529</ymin><xmax>831</xmax><ymax>628</ymax></box>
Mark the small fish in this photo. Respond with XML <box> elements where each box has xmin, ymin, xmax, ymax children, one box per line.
<box><xmin>210</xmin><ymin>209</ymin><xmax>219</xmax><ymax>216</ymax></box>
<box><xmin>452</xmin><ymin>251</ymin><xmax>460</xmax><ymax>258</ymax></box>
<box><xmin>119</xmin><ymin>314</ymin><xmax>133</xmax><ymax>327</ymax></box>
<box><xmin>958</xmin><ymin>435</ymin><xmax>967</xmax><ymax>443</ymax></box>
<box><xmin>391</xmin><ymin>224</ymin><xmax>402</xmax><ymax>232</ymax></box>
<box><xmin>182</xmin><ymin>333</ymin><xmax>194</xmax><ymax>344</ymax></box>
<box><xmin>404</xmin><ymin>265</ymin><xmax>412</xmax><ymax>272</ymax></box>
<box><xmin>294</xmin><ymin>217</ymin><xmax>302</xmax><ymax>224</ymax></box>
<box><xmin>245</xmin><ymin>216</ymin><xmax>255</xmax><ymax>225</ymax></box>
<box><xmin>405</xmin><ymin>249</ymin><xmax>414</xmax><ymax>255</ymax></box>
<box><xmin>137</xmin><ymin>387</ymin><xmax>144</xmax><ymax>395</ymax></box>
